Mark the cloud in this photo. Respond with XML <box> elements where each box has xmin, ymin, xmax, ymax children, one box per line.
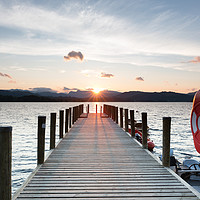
<box><xmin>0</xmin><ymin>72</ymin><xmax>12</xmax><ymax>79</ymax></box>
<box><xmin>8</xmin><ymin>80</ymin><xmax>16</xmax><ymax>84</ymax></box>
<box><xmin>86</xmin><ymin>88</ymin><xmax>94</xmax><ymax>91</ymax></box>
<box><xmin>101</xmin><ymin>72</ymin><xmax>114</xmax><ymax>78</ymax></box>
<box><xmin>188</xmin><ymin>88</ymin><xmax>198</xmax><ymax>92</ymax></box>
<box><xmin>135</xmin><ymin>77</ymin><xmax>144</xmax><ymax>81</ymax></box>
<box><xmin>64</xmin><ymin>51</ymin><xmax>84</xmax><ymax>62</ymax></box>
<box><xmin>187</xmin><ymin>56</ymin><xmax>200</xmax><ymax>63</ymax></box>
<box><xmin>63</xmin><ymin>87</ymin><xmax>79</xmax><ymax>91</ymax></box>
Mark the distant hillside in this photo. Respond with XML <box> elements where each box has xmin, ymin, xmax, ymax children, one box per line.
<box><xmin>0</xmin><ymin>89</ymin><xmax>195</xmax><ymax>102</ymax></box>
<box><xmin>116</xmin><ymin>91</ymin><xmax>194</xmax><ymax>102</ymax></box>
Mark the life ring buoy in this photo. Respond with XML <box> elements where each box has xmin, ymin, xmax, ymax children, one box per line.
<box><xmin>191</xmin><ymin>90</ymin><xmax>200</xmax><ymax>153</ymax></box>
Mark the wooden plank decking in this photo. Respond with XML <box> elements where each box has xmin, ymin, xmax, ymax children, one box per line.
<box><xmin>15</xmin><ymin>113</ymin><xmax>200</xmax><ymax>199</ymax></box>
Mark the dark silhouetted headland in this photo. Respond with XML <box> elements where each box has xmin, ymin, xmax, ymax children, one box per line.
<box><xmin>0</xmin><ymin>89</ymin><xmax>195</xmax><ymax>102</ymax></box>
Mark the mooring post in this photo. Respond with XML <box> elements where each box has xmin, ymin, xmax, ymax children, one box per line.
<box><xmin>125</xmin><ymin>109</ymin><xmax>128</xmax><ymax>132</ymax></box>
<box><xmin>88</xmin><ymin>104</ymin><xmax>89</xmax><ymax>114</ymax></box>
<box><xmin>142</xmin><ymin>112</ymin><xmax>148</xmax><ymax>149</ymax></box>
<box><xmin>75</xmin><ymin>106</ymin><xmax>77</xmax><ymax>121</ymax></box>
<box><xmin>72</xmin><ymin>107</ymin><xmax>75</xmax><ymax>124</ymax></box>
<box><xmin>37</xmin><ymin>116</ymin><xmax>46</xmax><ymax>165</ymax></box>
<box><xmin>115</xmin><ymin>106</ymin><xmax>118</xmax><ymax>124</ymax></box>
<box><xmin>69</xmin><ymin>107</ymin><xmax>72</xmax><ymax>128</ymax></box>
<box><xmin>108</xmin><ymin>105</ymin><xmax>110</xmax><ymax>117</ymax></box>
<box><xmin>65</xmin><ymin>109</ymin><xmax>69</xmax><ymax>133</ymax></box>
<box><xmin>96</xmin><ymin>104</ymin><xmax>97</xmax><ymax>114</ymax></box>
<box><xmin>130</xmin><ymin>110</ymin><xmax>135</xmax><ymax>137</ymax></box>
<box><xmin>162</xmin><ymin>117</ymin><xmax>171</xmax><ymax>167</ymax></box>
<box><xmin>109</xmin><ymin>105</ymin><xmax>112</xmax><ymax>118</ymax></box>
<box><xmin>59</xmin><ymin>110</ymin><xmax>64</xmax><ymax>138</ymax></box>
<box><xmin>0</xmin><ymin>126</ymin><xmax>12</xmax><ymax>200</ymax></box>
<box><xmin>82</xmin><ymin>104</ymin><xmax>84</xmax><ymax>114</ymax></box>
<box><xmin>78</xmin><ymin>105</ymin><xmax>81</xmax><ymax>117</ymax></box>
<box><xmin>113</xmin><ymin>106</ymin><xmax>115</xmax><ymax>121</ymax></box>
<box><xmin>120</xmin><ymin>108</ymin><xmax>123</xmax><ymax>128</ymax></box>
<box><xmin>79</xmin><ymin>105</ymin><xmax>81</xmax><ymax>117</ymax></box>
<box><xmin>77</xmin><ymin>106</ymin><xmax>79</xmax><ymax>119</ymax></box>
<box><xmin>50</xmin><ymin>113</ymin><xmax>56</xmax><ymax>150</ymax></box>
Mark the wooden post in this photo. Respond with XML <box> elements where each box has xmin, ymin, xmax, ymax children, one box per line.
<box><xmin>75</xmin><ymin>106</ymin><xmax>78</xmax><ymax>121</ymax></box>
<box><xmin>96</xmin><ymin>104</ymin><xmax>97</xmax><ymax>114</ymax></box>
<box><xmin>69</xmin><ymin>107</ymin><xmax>72</xmax><ymax>128</ymax></box>
<box><xmin>37</xmin><ymin>116</ymin><xmax>46</xmax><ymax>165</ymax></box>
<box><xmin>72</xmin><ymin>107</ymin><xmax>75</xmax><ymax>124</ymax></box>
<box><xmin>65</xmin><ymin>109</ymin><xmax>69</xmax><ymax>133</ymax></box>
<box><xmin>88</xmin><ymin>104</ymin><xmax>89</xmax><ymax>113</ymax></box>
<box><xmin>142</xmin><ymin>112</ymin><xmax>148</xmax><ymax>149</ymax></box>
<box><xmin>112</xmin><ymin>106</ymin><xmax>114</xmax><ymax>121</ymax></box>
<box><xmin>109</xmin><ymin>105</ymin><xmax>112</xmax><ymax>118</ymax></box>
<box><xmin>120</xmin><ymin>108</ymin><xmax>123</xmax><ymax>128</ymax></box>
<box><xmin>76</xmin><ymin>106</ymin><xmax>79</xmax><ymax>120</ymax></box>
<box><xmin>162</xmin><ymin>117</ymin><xmax>171</xmax><ymax>167</ymax></box>
<box><xmin>79</xmin><ymin>105</ymin><xmax>81</xmax><ymax>117</ymax></box>
<box><xmin>50</xmin><ymin>113</ymin><xmax>56</xmax><ymax>150</ymax></box>
<box><xmin>78</xmin><ymin>105</ymin><xmax>81</xmax><ymax>117</ymax></box>
<box><xmin>125</xmin><ymin>109</ymin><xmax>128</xmax><ymax>132</ymax></box>
<box><xmin>115</xmin><ymin>107</ymin><xmax>118</xmax><ymax>124</ymax></box>
<box><xmin>130</xmin><ymin>110</ymin><xmax>135</xmax><ymax>137</ymax></box>
<box><xmin>81</xmin><ymin>104</ymin><xmax>84</xmax><ymax>114</ymax></box>
<box><xmin>59</xmin><ymin>110</ymin><xmax>64</xmax><ymax>138</ymax></box>
<box><xmin>0</xmin><ymin>126</ymin><xmax>12</xmax><ymax>200</ymax></box>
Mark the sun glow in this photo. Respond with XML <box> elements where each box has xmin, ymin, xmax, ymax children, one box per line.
<box><xmin>93</xmin><ymin>88</ymin><xmax>103</xmax><ymax>94</ymax></box>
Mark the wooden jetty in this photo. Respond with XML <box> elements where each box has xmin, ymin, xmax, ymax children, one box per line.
<box><xmin>12</xmin><ymin>110</ymin><xmax>200</xmax><ymax>199</ymax></box>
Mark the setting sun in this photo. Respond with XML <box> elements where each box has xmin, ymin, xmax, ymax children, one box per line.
<box><xmin>93</xmin><ymin>88</ymin><xmax>103</xmax><ymax>94</ymax></box>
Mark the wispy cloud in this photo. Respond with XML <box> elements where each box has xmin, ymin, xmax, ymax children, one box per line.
<box><xmin>101</xmin><ymin>72</ymin><xmax>114</xmax><ymax>78</ymax></box>
<box><xmin>135</xmin><ymin>77</ymin><xmax>144</xmax><ymax>81</ymax></box>
<box><xmin>0</xmin><ymin>1</ymin><xmax>200</xmax><ymax>74</ymax></box>
<box><xmin>187</xmin><ymin>56</ymin><xmax>200</xmax><ymax>63</ymax></box>
<box><xmin>64</xmin><ymin>51</ymin><xmax>84</xmax><ymax>62</ymax></box>
<box><xmin>86</xmin><ymin>88</ymin><xmax>94</xmax><ymax>91</ymax></box>
<box><xmin>8</xmin><ymin>80</ymin><xmax>16</xmax><ymax>84</ymax></box>
<box><xmin>0</xmin><ymin>72</ymin><xmax>12</xmax><ymax>79</ymax></box>
<box><xmin>63</xmin><ymin>87</ymin><xmax>79</xmax><ymax>92</ymax></box>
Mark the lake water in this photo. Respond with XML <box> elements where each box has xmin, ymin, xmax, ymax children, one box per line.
<box><xmin>0</xmin><ymin>102</ymin><xmax>199</xmax><ymax>194</ymax></box>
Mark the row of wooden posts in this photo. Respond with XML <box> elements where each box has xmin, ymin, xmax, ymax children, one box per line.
<box><xmin>103</xmin><ymin>104</ymin><xmax>171</xmax><ymax>168</ymax></box>
<box><xmin>0</xmin><ymin>104</ymin><xmax>85</xmax><ymax>200</ymax></box>
<box><xmin>38</xmin><ymin>104</ymin><xmax>84</xmax><ymax>164</ymax></box>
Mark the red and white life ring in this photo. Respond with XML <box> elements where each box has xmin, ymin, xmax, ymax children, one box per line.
<box><xmin>191</xmin><ymin>90</ymin><xmax>200</xmax><ymax>153</ymax></box>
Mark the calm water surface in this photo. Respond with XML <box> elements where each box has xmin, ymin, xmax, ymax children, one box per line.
<box><xmin>0</xmin><ymin>102</ymin><xmax>198</xmax><ymax>194</ymax></box>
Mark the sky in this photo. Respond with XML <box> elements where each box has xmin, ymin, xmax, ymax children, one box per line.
<box><xmin>0</xmin><ymin>0</ymin><xmax>200</xmax><ymax>93</ymax></box>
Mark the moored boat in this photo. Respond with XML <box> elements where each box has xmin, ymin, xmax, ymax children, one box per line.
<box><xmin>128</xmin><ymin>128</ymin><xmax>155</xmax><ymax>151</ymax></box>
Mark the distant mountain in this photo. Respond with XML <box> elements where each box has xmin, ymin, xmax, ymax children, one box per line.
<box><xmin>0</xmin><ymin>89</ymin><xmax>33</xmax><ymax>97</ymax></box>
<box><xmin>0</xmin><ymin>89</ymin><xmax>195</xmax><ymax>102</ymax></box>
<box><xmin>68</xmin><ymin>90</ymin><xmax>93</xmax><ymax>98</ymax></box>
<box><xmin>116</xmin><ymin>91</ymin><xmax>193</xmax><ymax>102</ymax></box>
